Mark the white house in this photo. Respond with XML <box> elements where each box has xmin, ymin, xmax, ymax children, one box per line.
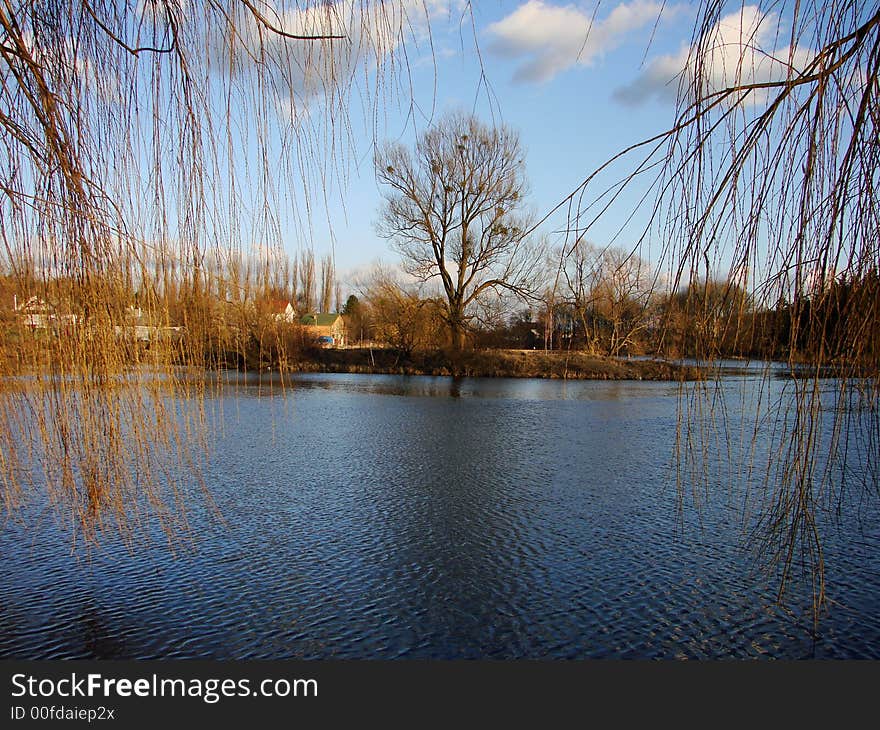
<box><xmin>269</xmin><ymin>300</ymin><xmax>297</xmax><ymax>323</ymax></box>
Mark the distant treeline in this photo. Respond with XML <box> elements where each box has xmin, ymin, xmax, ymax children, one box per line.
<box><xmin>2</xmin><ymin>243</ymin><xmax>877</xmax><ymax>374</ymax></box>
<box><xmin>478</xmin><ymin>271</ymin><xmax>879</xmax><ymax>367</ymax></box>
<box><xmin>0</xmin><ymin>245</ymin><xmax>339</xmax><ymax>374</ymax></box>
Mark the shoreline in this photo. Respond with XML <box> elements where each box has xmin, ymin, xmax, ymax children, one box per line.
<box><xmin>5</xmin><ymin>347</ymin><xmax>871</xmax><ymax>383</ymax></box>
<box><xmin>284</xmin><ymin>348</ymin><xmax>705</xmax><ymax>381</ymax></box>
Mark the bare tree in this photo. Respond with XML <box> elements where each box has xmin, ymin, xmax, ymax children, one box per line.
<box><xmin>561</xmin><ymin>239</ymin><xmax>602</xmax><ymax>352</ymax></box>
<box><xmin>557</xmin><ymin>0</ymin><xmax>880</xmax><ymax>612</ymax></box>
<box><xmin>559</xmin><ymin>240</ymin><xmax>652</xmax><ymax>355</ymax></box>
<box><xmin>298</xmin><ymin>250</ymin><xmax>316</xmax><ymax>313</ymax></box>
<box><xmin>376</xmin><ymin>112</ymin><xmax>537</xmax><ymax>350</ymax></box>
<box><xmin>593</xmin><ymin>248</ymin><xmax>652</xmax><ymax>357</ymax></box>
<box><xmin>362</xmin><ymin>266</ymin><xmax>444</xmax><ymax>357</ymax></box>
<box><xmin>320</xmin><ymin>254</ymin><xmax>335</xmax><ymax>312</ymax></box>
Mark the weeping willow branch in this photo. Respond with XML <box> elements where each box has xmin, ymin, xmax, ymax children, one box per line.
<box><xmin>0</xmin><ymin>0</ymin><xmax>438</xmax><ymax>547</ymax></box>
<box><xmin>558</xmin><ymin>0</ymin><xmax>880</xmax><ymax>616</ymax></box>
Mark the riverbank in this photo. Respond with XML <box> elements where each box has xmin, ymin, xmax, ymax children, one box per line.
<box><xmin>290</xmin><ymin>347</ymin><xmax>703</xmax><ymax>380</ymax></box>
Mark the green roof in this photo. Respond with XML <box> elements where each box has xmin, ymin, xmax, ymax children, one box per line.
<box><xmin>300</xmin><ymin>312</ymin><xmax>342</xmax><ymax>326</ymax></box>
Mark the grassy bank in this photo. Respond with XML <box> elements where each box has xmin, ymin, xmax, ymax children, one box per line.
<box><xmin>290</xmin><ymin>347</ymin><xmax>703</xmax><ymax>381</ymax></box>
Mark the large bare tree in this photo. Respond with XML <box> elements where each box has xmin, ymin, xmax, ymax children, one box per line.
<box><xmin>376</xmin><ymin>113</ymin><xmax>537</xmax><ymax>350</ymax></box>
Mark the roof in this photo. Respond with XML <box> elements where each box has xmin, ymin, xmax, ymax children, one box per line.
<box><xmin>269</xmin><ymin>299</ymin><xmax>293</xmax><ymax>314</ymax></box>
<box><xmin>300</xmin><ymin>312</ymin><xmax>342</xmax><ymax>327</ymax></box>
<box><xmin>16</xmin><ymin>296</ymin><xmax>50</xmax><ymax>312</ymax></box>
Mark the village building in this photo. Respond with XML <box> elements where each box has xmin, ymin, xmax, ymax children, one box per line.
<box><xmin>13</xmin><ymin>295</ymin><xmax>80</xmax><ymax>333</ymax></box>
<box><xmin>14</xmin><ymin>295</ymin><xmax>52</xmax><ymax>330</ymax></box>
<box><xmin>300</xmin><ymin>312</ymin><xmax>346</xmax><ymax>347</ymax></box>
<box><xmin>269</xmin><ymin>300</ymin><xmax>297</xmax><ymax>323</ymax></box>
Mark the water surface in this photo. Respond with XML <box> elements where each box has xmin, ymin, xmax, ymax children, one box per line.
<box><xmin>1</xmin><ymin>373</ymin><xmax>878</xmax><ymax>658</ymax></box>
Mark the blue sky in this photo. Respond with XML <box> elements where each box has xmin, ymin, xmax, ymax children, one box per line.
<box><xmin>243</xmin><ymin>0</ymin><xmax>815</xmax><ymax>296</ymax></box>
<box><xmin>268</xmin><ymin>1</ymin><xmax>695</xmax><ymax>284</ymax></box>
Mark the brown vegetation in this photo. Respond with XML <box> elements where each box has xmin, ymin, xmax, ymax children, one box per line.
<box><xmin>292</xmin><ymin>346</ymin><xmax>702</xmax><ymax>380</ymax></box>
<box><xmin>0</xmin><ymin>1</ymin><xmax>877</xmax><ymax>623</ymax></box>
<box><xmin>0</xmin><ymin>0</ymin><xmax>391</xmax><ymax>545</ymax></box>
<box><xmin>376</xmin><ymin>113</ymin><xmax>539</xmax><ymax>350</ymax></box>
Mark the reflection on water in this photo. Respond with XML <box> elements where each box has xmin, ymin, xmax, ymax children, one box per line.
<box><xmin>0</xmin><ymin>373</ymin><xmax>878</xmax><ymax>659</ymax></box>
<box><xmin>215</xmin><ymin>371</ymin><xmax>684</xmax><ymax>401</ymax></box>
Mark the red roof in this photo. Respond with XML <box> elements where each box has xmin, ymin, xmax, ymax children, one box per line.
<box><xmin>269</xmin><ymin>300</ymin><xmax>292</xmax><ymax>314</ymax></box>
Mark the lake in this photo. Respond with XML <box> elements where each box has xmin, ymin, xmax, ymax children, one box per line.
<box><xmin>1</xmin><ymin>372</ymin><xmax>878</xmax><ymax>659</ymax></box>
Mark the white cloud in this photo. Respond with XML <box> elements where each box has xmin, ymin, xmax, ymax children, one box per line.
<box><xmin>614</xmin><ymin>5</ymin><xmax>816</xmax><ymax>106</ymax></box>
<box><xmin>225</xmin><ymin>0</ymin><xmax>461</xmax><ymax>116</ymax></box>
<box><xmin>612</xmin><ymin>46</ymin><xmax>688</xmax><ymax>105</ymax></box>
<box><xmin>266</xmin><ymin>0</ymin><xmax>456</xmax><ymax>91</ymax></box>
<box><xmin>487</xmin><ymin>1</ymin><xmax>679</xmax><ymax>84</ymax></box>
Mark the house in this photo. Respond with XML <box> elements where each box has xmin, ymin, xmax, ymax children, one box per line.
<box><xmin>300</xmin><ymin>312</ymin><xmax>345</xmax><ymax>346</ymax></box>
<box><xmin>13</xmin><ymin>295</ymin><xmax>81</xmax><ymax>334</ymax></box>
<box><xmin>269</xmin><ymin>299</ymin><xmax>297</xmax><ymax>323</ymax></box>
<box><xmin>14</xmin><ymin>295</ymin><xmax>52</xmax><ymax>330</ymax></box>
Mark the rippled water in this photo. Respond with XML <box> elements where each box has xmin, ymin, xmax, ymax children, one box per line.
<box><xmin>1</xmin><ymin>373</ymin><xmax>878</xmax><ymax>659</ymax></box>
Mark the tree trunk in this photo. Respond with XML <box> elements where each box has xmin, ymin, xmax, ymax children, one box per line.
<box><xmin>446</xmin><ymin>298</ymin><xmax>466</xmax><ymax>351</ymax></box>
<box><xmin>449</xmin><ymin>319</ymin><xmax>465</xmax><ymax>351</ymax></box>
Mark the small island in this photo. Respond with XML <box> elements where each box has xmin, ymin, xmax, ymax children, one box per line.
<box><xmin>292</xmin><ymin>346</ymin><xmax>703</xmax><ymax>380</ymax></box>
